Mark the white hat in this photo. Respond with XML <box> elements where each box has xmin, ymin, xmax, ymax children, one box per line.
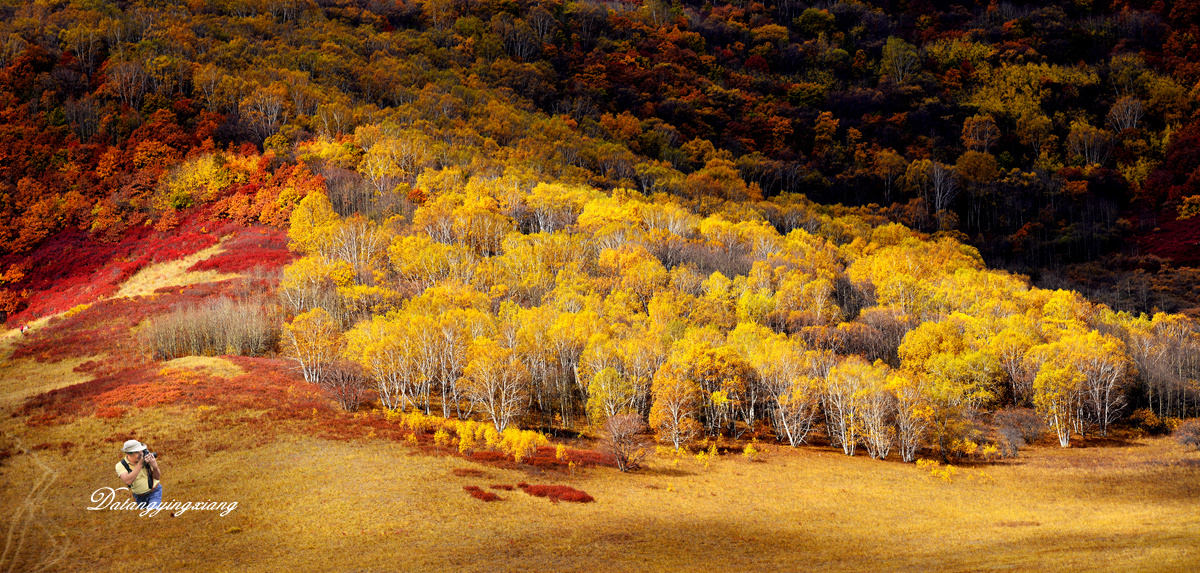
<box><xmin>122</xmin><ymin>440</ymin><xmax>147</xmax><ymax>453</ymax></box>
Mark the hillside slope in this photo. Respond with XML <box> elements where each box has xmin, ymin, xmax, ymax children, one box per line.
<box><xmin>1</xmin><ymin>0</ymin><xmax>1199</xmax><ymax>314</ymax></box>
<box><xmin>0</xmin><ymin>243</ymin><xmax>1197</xmax><ymax>571</ymax></box>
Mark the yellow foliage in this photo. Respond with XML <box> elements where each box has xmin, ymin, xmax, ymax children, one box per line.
<box><xmin>846</xmin><ymin>237</ymin><xmax>983</xmax><ymax>319</ymax></box>
<box><xmin>433</xmin><ymin>428</ymin><xmax>452</xmax><ymax>449</ymax></box>
<box><xmin>500</xmin><ymin>428</ymin><xmax>548</xmax><ymax>463</ymax></box>
<box><xmin>63</xmin><ymin>303</ymin><xmax>91</xmax><ymax>318</ymax></box>
<box><xmin>916</xmin><ymin>459</ymin><xmax>958</xmax><ymax>481</ymax></box>
<box><xmin>155</xmin><ymin>154</ymin><xmax>232</xmax><ymax>212</ymax></box>
<box><xmin>280</xmin><ymin>256</ymin><xmax>354</xmax><ymax>314</ymax></box>
<box><xmin>577</xmin><ymin>193</ymin><xmax>643</xmax><ymax>233</ymax></box>
<box><xmin>405</xmin><ymin>281</ymin><xmax>491</xmax><ymax>316</ymax></box>
<box><xmin>1178</xmin><ymin>195</ymin><xmax>1200</xmax><ymax>220</ymax></box>
<box><xmin>925</xmin><ymin>38</ymin><xmax>994</xmax><ymax>69</ymax></box>
<box><xmin>295</xmin><ymin>136</ymin><xmax>362</xmax><ymax>169</ymax></box>
<box><xmin>285</xmin><ymin>307</ymin><xmax>342</xmax><ymax>385</ymax></box>
<box><xmin>405</xmin><ymin>412</ymin><xmax>439</xmax><ymax>433</ymax></box>
<box><xmin>288</xmin><ymin>191</ymin><xmax>342</xmax><ymax>257</ymax></box>
<box><xmin>415</xmin><ymin>166</ymin><xmax>466</xmax><ymax>196</ymax></box>
<box><xmin>456</xmin><ymin>421</ymin><xmax>479</xmax><ymax>454</ymax></box>
<box><xmin>693</xmin><ymin>442</ymin><xmax>719</xmax><ymax>469</ymax></box>
<box><xmin>970</xmin><ymin>63</ymin><xmax>1098</xmax><ymax>120</ymax></box>
<box><xmin>650</xmin><ymin>362</ymin><xmax>701</xmax><ymax>451</ymax></box>
<box><xmin>338</xmin><ymin>284</ymin><xmax>404</xmax><ymax>316</ymax></box>
<box><xmin>526</xmin><ymin>182</ymin><xmax>604</xmax><ymax>232</ymax></box>
<box><xmin>482</xmin><ymin>425</ymin><xmax>501</xmax><ymax>450</ymax></box>
<box><xmin>356</xmin><ymin>130</ymin><xmax>435</xmax><ymax>190</ymax></box>
<box><xmin>389</xmin><ymin>234</ymin><xmax>478</xmax><ymax>286</ymax></box>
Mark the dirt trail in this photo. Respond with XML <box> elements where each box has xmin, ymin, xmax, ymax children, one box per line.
<box><xmin>0</xmin><ymin>436</ymin><xmax>70</xmax><ymax>573</ymax></box>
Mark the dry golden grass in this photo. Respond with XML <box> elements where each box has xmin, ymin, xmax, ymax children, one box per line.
<box><xmin>158</xmin><ymin>356</ymin><xmax>245</xmax><ymax>379</ymax></box>
<box><xmin>0</xmin><ymin>355</ymin><xmax>94</xmax><ymax>406</ymax></box>
<box><xmin>113</xmin><ymin>239</ymin><xmax>239</xmax><ymax>299</ymax></box>
<box><xmin>1</xmin><ymin>403</ymin><xmax>1198</xmax><ymax>573</ymax></box>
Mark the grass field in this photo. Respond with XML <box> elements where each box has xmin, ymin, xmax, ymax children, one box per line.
<box><xmin>1</xmin><ymin>399</ymin><xmax>1197</xmax><ymax>572</ymax></box>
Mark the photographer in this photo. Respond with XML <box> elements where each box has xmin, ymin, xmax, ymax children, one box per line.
<box><xmin>116</xmin><ymin>440</ymin><xmax>162</xmax><ymax>510</ymax></box>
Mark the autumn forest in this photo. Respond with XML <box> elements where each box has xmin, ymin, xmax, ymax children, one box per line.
<box><xmin>2</xmin><ymin>0</ymin><xmax>1200</xmax><ymax>568</ymax></box>
<box><xmin>2</xmin><ymin>2</ymin><xmax>1200</xmax><ymax>567</ymax></box>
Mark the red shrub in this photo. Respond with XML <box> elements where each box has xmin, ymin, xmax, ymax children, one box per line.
<box><xmin>95</xmin><ymin>406</ymin><xmax>126</xmax><ymax>419</ymax></box>
<box><xmin>29</xmin><ymin>441</ymin><xmax>77</xmax><ymax>454</ymax></box>
<box><xmin>463</xmin><ymin>486</ymin><xmax>501</xmax><ymax>502</ymax></box>
<box><xmin>557</xmin><ymin>490</ymin><xmax>595</xmax><ymax>503</ymax></box>
<box><xmin>12</xmin><ymin>277</ymin><xmax>265</xmax><ymax>366</ymax></box>
<box><xmin>188</xmin><ymin>227</ymin><xmax>293</xmax><ymax>274</ymax></box>
<box><xmin>1</xmin><ymin>212</ymin><xmax>227</xmax><ymax>327</ymax></box>
<box><xmin>1136</xmin><ymin>215</ymin><xmax>1200</xmax><ymax>267</ymax></box>
<box><xmin>103</xmin><ymin>433</ymin><xmax>131</xmax><ymax>444</ymax></box>
<box><xmin>19</xmin><ymin>366</ymin><xmax>151</xmax><ymax>425</ymax></box>
<box><xmin>312</xmin><ymin>413</ymin><xmax>407</xmax><ymax>442</ymax></box>
<box><xmin>521</xmin><ymin>446</ymin><xmax>618</xmax><ymax>470</ymax></box>
<box><xmin>516</xmin><ymin>483</ymin><xmax>595</xmax><ymax>503</ymax></box>
<box><xmin>17</xmin><ymin>354</ymin><xmax>335</xmax><ymax>430</ymax></box>
<box><xmin>469</xmin><ymin>451</ymin><xmax>508</xmax><ymax>462</ymax></box>
<box><xmin>489</xmin><ymin>484</ymin><xmax>514</xmax><ymax>491</ymax></box>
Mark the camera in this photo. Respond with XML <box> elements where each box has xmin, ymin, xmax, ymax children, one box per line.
<box><xmin>141</xmin><ymin>449</ymin><xmax>158</xmax><ymax>459</ymax></box>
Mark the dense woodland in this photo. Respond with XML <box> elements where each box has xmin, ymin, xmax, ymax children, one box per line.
<box><xmin>2</xmin><ymin>0</ymin><xmax>1200</xmax><ymax>458</ymax></box>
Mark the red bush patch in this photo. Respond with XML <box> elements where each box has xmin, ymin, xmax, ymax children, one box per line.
<box><xmin>188</xmin><ymin>226</ymin><xmax>293</xmax><ymax>274</ymax></box>
<box><xmin>466</xmin><ymin>445</ymin><xmax>618</xmax><ymax>472</ymax></box>
<box><xmin>516</xmin><ymin>483</ymin><xmax>595</xmax><ymax>503</ymax></box>
<box><xmin>1136</xmin><ymin>213</ymin><xmax>1200</xmax><ymax>267</ymax></box>
<box><xmin>94</xmin><ymin>406</ymin><xmax>126</xmax><ymax>419</ymax></box>
<box><xmin>0</xmin><ymin>209</ymin><xmax>238</xmax><ymax>327</ymax></box>
<box><xmin>468</xmin><ymin>451</ymin><xmax>508</xmax><ymax>463</ymax></box>
<box><xmin>520</xmin><ymin>446</ymin><xmax>617</xmax><ymax>470</ymax></box>
<box><xmin>17</xmin><ymin>354</ymin><xmax>334</xmax><ymax>430</ymax></box>
<box><xmin>489</xmin><ymin>484</ymin><xmax>514</xmax><ymax>491</ymax></box>
<box><xmin>11</xmin><ymin>277</ymin><xmax>254</xmax><ymax>365</ymax></box>
<box><xmin>463</xmin><ymin>485</ymin><xmax>502</xmax><ymax>502</ymax></box>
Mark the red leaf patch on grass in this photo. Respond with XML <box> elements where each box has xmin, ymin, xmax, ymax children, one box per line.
<box><xmin>463</xmin><ymin>486</ymin><xmax>502</xmax><ymax>502</ymax></box>
<box><xmin>516</xmin><ymin>483</ymin><xmax>595</xmax><ymax>503</ymax></box>
<box><xmin>0</xmin><ymin>209</ymin><xmax>239</xmax><ymax>327</ymax></box>
<box><xmin>187</xmin><ymin>226</ymin><xmax>293</xmax><ymax>274</ymax></box>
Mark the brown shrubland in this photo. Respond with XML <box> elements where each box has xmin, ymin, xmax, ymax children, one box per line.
<box><xmin>143</xmin><ymin>297</ymin><xmax>281</xmax><ymax>360</ymax></box>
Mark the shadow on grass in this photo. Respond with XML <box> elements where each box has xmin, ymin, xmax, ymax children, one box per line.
<box><xmin>637</xmin><ymin>466</ymin><xmax>695</xmax><ymax>477</ymax></box>
<box><xmin>1071</xmin><ymin>435</ymin><xmax>1149</xmax><ymax>448</ymax></box>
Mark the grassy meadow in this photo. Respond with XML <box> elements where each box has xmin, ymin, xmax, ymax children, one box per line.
<box><xmin>1</xmin><ymin>395</ymin><xmax>1198</xmax><ymax>572</ymax></box>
